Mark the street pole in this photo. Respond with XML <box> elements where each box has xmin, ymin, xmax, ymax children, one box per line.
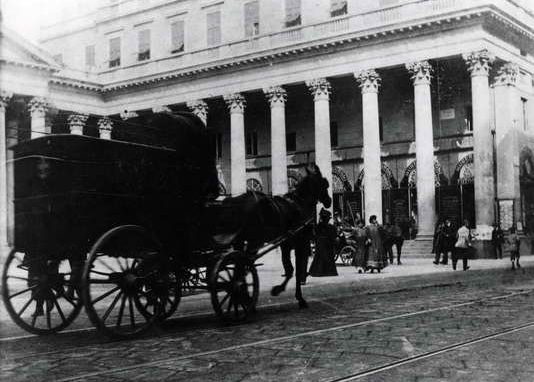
<box><xmin>491</xmin><ymin>128</ymin><xmax>498</xmax><ymax>226</ymax></box>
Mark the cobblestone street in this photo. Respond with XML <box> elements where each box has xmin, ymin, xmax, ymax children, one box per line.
<box><xmin>3</xmin><ymin>254</ymin><xmax>534</xmax><ymax>381</ymax></box>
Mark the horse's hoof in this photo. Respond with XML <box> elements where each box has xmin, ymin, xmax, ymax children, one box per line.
<box><xmin>298</xmin><ymin>300</ymin><xmax>309</xmax><ymax>309</ymax></box>
<box><xmin>271</xmin><ymin>285</ymin><xmax>284</xmax><ymax>296</ymax></box>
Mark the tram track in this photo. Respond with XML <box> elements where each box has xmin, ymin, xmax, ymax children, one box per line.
<box><xmin>50</xmin><ymin>289</ymin><xmax>533</xmax><ymax>382</ymax></box>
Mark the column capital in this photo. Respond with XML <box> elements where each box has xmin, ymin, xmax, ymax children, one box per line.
<box><xmin>28</xmin><ymin>97</ymin><xmax>48</xmax><ymax>117</ymax></box>
<box><xmin>306</xmin><ymin>78</ymin><xmax>331</xmax><ymax>101</ymax></box>
<box><xmin>120</xmin><ymin>110</ymin><xmax>139</xmax><ymax>120</ymax></box>
<box><xmin>224</xmin><ymin>93</ymin><xmax>246</xmax><ymax>113</ymax></box>
<box><xmin>406</xmin><ymin>61</ymin><xmax>433</xmax><ymax>85</ymax></box>
<box><xmin>263</xmin><ymin>86</ymin><xmax>287</xmax><ymax>107</ymax></box>
<box><xmin>97</xmin><ymin>117</ymin><xmax>113</xmax><ymax>140</ymax></box>
<box><xmin>0</xmin><ymin>91</ymin><xmax>13</xmax><ymax>111</ymax></box>
<box><xmin>187</xmin><ymin>99</ymin><xmax>209</xmax><ymax>121</ymax></box>
<box><xmin>152</xmin><ymin>105</ymin><xmax>172</xmax><ymax>113</ymax></box>
<box><xmin>355</xmin><ymin>69</ymin><xmax>381</xmax><ymax>93</ymax></box>
<box><xmin>463</xmin><ymin>49</ymin><xmax>495</xmax><ymax>77</ymax></box>
<box><xmin>67</xmin><ymin>113</ymin><xmax>89</xmax><ymax>135</ymax></box>
<box><xmin>494</xmin><ymin>62</ymin><xmax>519</xmax><ymax>87</ymax></box>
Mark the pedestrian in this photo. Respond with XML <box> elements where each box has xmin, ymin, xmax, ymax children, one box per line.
<box><xmin>491</xmin><ymin>223</ymin><xmax>505</xmax><ymax>259</ymax></box>
<box><xmin>309</xmin><ymin>208</ymin><xmax>338</xmax><ymax>277</ymax></box>
<box><xmin>351</xmin><ymin>220</ymin><xmax>368</xmax><ymax>273</ymax></box>
<box><xmin>453</xmin><ymin>219</ymin><xmax>472</xmax><ymax>271</ymax></box>
<box><xmin>507</xmin><ymin>226</ymin><xmax>521</xmax><ymax>270</ymax></box>
<box><xmin>391</xmin><ymin>219</ymin><xmax>404</xmax><ymax>265</ymax></box>
<box><xmin>432</xmin><ymin>220</ymin><xmax>444</xmax><ymax>265</ymax></box>
<box><xmin>383</xmin><ymin>222</ymin><xmax>395</xmax><ymax>265</ymax></box>
<box><xmin>365</xmin><ymin>215</ymin><xmax>387</xmax><ymax>273</ymax></box>
<box><xmin>439</xmin><ymin>219</ymin><xmax>455</xmax><ymax>265</ymax></box>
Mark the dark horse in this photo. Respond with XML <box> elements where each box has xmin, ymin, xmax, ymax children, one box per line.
<box><xmin>216</xmin><ymin>164</ymin><xmax>331</xmax><ymax>308</ymax></box>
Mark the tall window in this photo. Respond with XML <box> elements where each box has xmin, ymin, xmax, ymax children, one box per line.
<box><xmin>171</xmin><ymin>20</ymin><xmax>185</xmax><ymax>53</ymax></box>
<box><xmin>207</xmin><ymin>11</ymin><xmax>221</xmax><ymax>46</ymax></box>
<box><xmin>138</xmin><ymin>29</ymin><xmax>151</xmax><ymax>61</ymax></box>
<box><xmin>246</xmin><ymin>131</ymin><xmax>258</xmax><ymax>156</ymax></box>
<box><xmin>85</xmin><ymin>45</ymin><xmax>95</xmax><ymax>67</ymax></box>
<box><xmin>244</xmin><ymin>1</ymin><xmax>260</xmax><ymax>37</ymax></box>
<box><xmin>109</xmin><ymin>36</ymin><xmax>121</xmax><ymax>68</ymax></box>
<box><xmin>330</xmin><ymin>121</ymin><xmax>338</xmax><ymax>147</ymax></box>
<box><xmin>285</xmin><ymin>0</ymin><xmax>301</xmax><ymax>28</ymax></box>
<box><xmin>331</xmin><ymin>0</ymin><xmax>347</xmax><ymax>17</ymax></box>
<box><xmin>286</xmin><ymin>132</ymin><xmax>297</xmax><ymax>152</ymax></box>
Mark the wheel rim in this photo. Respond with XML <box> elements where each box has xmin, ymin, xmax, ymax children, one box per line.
<box><xmin>210</xmin><ymin>253</ymin><xmax>258</xmax><ymax>323</ymax></box>
<box><xmin>82</xmin><ymin>226</ymin><xmax>161</xmax><ymax>339</ymax></box>
<box><xmin>136</xmin><ymin>269</ymin><xmax>181</xmax><ymax>321</ymax></box>
<box><xmin>1</xmin><ymin>250</ymin><xmax>82</xmax><ymax>335</ymax></box>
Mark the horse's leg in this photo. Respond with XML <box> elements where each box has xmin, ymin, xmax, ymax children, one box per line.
<box><xmin>271</xmin><ymin>243</ymin><xmax>293</xmax><ymax>296</ymax></box>
<box><xmin>294</xmin><ymin>239</ymin><xmax>310</xmax><ymax>309</ymax></box>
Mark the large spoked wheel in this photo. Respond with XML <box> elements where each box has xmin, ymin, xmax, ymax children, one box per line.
<box><xmin>136</xmin><ymin>269</ymin><xmax>181</xmax><ymax>322</ymax></box>
<box><xmin>82</xmin><ymin>225</ymin><xmax>166</xmax><ymax>339</ymax></box>
<box><xmin>210</xmin><ymin>251</ymin><xmax>259</xmax><ymax>323</ymax></box>
<box><xmin>1</xmin><ymin>250</ymin><xmax>83</xmax><ymax>335</ymax></box>
<box><xmin>339</xmin><ymin>246</ymin><xmax>356</xmax><ymax>266</ymax></box>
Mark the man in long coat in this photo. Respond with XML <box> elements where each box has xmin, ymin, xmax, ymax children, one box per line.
<box><xmin>365</xmin><ymin>215</ymin><xmax>387</xmax><ymax>272</ymax></box>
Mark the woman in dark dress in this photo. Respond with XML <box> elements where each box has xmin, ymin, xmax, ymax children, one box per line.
<box><xmin>309</xmin><ymin>209</ymin><xmax>338</xmax><ymax>277</ymax></box>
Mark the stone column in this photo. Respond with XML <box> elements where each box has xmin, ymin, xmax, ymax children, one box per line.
<box><xmin>67</xmin><ymin>114</ymin><xmax>89</xmax><ymax>135</ymax></box>
<box><xmin>28</xmin><ymin>97</ymin><xmax>47</xmax><ymax>139</ymax></box>
<box><xmin>406</xmin><ymin>61</ymin><xmax>436</xmax><ymax>239</ymax></box>
<box><xmin>97</xmin><ymin>117</ymin><xmax>113</xmax><ymax>140</ymax></box>
<box><xmin>356</xmin><ymin>69</ymin><xmax>382</xmax><ymax>223</ymax></box>
<box><xmin>463</xmin><ymin>50</ymin><xmax>495</xmax><ymax>238</ymax></box>
<box><xmin>493</xmin><ymin>62</ymin><xmax>521</xmax><ymax>227</ymax></box>
<box><xmin>187</xmin><ymin>100</ymin><xmax>209</xmax><ymax>126</ymax></box>
<box><xmin>264</xmin><ymin>86</ymin><xmax>288</xmax><ymax>196</ymax></box>
<box><xmin>224</xmin><ymin>93</ymin><xmax>247</xmax><ymax>196</ymax></box>
<box><xmin>306</xmin><ymin>78</ymin><xmax>333</xmax><ymax>212</ymax></box>
<box><xmin>0</xmin><ymin>92</ymin><xmax>12</xmax><ymax>249</ymax></box>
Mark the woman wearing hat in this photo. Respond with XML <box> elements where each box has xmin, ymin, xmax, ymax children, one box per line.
<box><xmin>309</xmin><ymin>208</ymin><xmax>339</xmax><ymax>277</ymax></box>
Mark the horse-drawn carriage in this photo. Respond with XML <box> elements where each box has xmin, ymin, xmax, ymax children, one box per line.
<box><xmin>2</xmin><ymin>112</ymin><xmax>331</xmax><ymax>339</ymax></box>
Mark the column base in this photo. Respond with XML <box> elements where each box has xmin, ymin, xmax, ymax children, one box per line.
<box><xmin>415</xmin><ymin>233</ymin><xmax>434</xmax><ymax>242</ymax></box>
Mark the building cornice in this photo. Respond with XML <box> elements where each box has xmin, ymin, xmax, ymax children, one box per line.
<box><xmin>0</xmin><ymin>58</ymin><xmax>59</xmax><ymax>73</ymax></box>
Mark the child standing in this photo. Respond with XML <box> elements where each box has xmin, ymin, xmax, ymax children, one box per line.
<box><xmin>507</xmin><ymin>227</ymin><xmax>521</xmax><ymax>270</ymax></box>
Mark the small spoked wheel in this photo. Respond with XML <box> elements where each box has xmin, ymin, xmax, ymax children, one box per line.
<box><xmin>1</xmin><ymin>250</ymin><xmax>83</xmax><ymax>335</ymax></box>
<box><xmin>82</xmin><ymin>225</ymin><xmax>165</xmax><ymax>339</ymax></box>
<box><xmin>210</xmin><ymin>251</ymin><xmax>259</xmax><ymax>323</ymax></box>
<box><xmin>136</xmin><ymin>269</ymin><xmax>181</xmax><ymax>322</ymax></box>
<box><xmin>182</xmin><ymin>267</ymin><xmax>207</xmax><ymax>295</ymax></box>
<box><xmin>339</xmin><ymin>246</ymin><xmax>356</xmax><ymax>266</ymax></box>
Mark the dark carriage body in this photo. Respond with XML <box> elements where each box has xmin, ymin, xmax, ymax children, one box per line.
<box><xmin>11</xmin><ymin>112</ymin><xmax>219</xmax><ymax>257</ymax></box>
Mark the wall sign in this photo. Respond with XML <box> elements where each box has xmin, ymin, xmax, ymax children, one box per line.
<box><xmin>440</xmin><ymin>108</ymin><xmax>455</xmax><ymax>120</ymax></box>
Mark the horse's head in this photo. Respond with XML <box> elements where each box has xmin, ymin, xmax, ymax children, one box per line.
<box><xmin>299</xmin><ymin>164</ymin><xmax>332</xmax><ymax>209</ymax></box>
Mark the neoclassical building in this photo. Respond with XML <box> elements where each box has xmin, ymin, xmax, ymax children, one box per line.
<box><xmin>2</xmin><ymin>0</ymin><xmax>534</xmax><ymax>251</ymax></box>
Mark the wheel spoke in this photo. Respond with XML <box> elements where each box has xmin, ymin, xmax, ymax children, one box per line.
<box><xmin>97</xmin><ymin>258</ymin><xmax>118</xmax><ymax>273</ymax></box>
<box><xmin>31</xmin><ymin>314</ymin><xmax>37</xmax><ymax>327</ymax></box>
<box><xmin>90</xmin><ymin>279</ymin><xmax>115</xmax><ymax>284</ymax></box>
<box><xmin>17</xmin><ymin>296</ymin><xmax>35</xmax><ymax>316</ymax></box>
<box><xmin>8</xmin><ymin>285</ymin><xmax>37</xmax><ymax>299</ymax></box>
<box><xmin>102</xmin><ymin>291</ymin><xmax>123</xmax><ymax>322</ymax></box>
<box><xmin>116</xmin><ymin>258</ymin><xmax>126</xmax><ymax>272</ymax></box>
<box><xmin>53</xmin><ymin>296</ymin><xmax>67</xmax><ymax>324</ymax></box>
<box><xmin>46</xmin><ymin>302</ymin><xmax>52</xmax><ymax>329</ymax></box>
<box><xmin>62</xmin><ymin>293</ymin><xmax>78</xmax><ymax>307</ymax></box>
<box><xmin>90</xmin><ymin>269</ymin><xmax>111</xmax><ymax>276</ymax></box>
<box><xmin>128</xmin><ymin>296</ymin><xmax>135</xmax><ymax>328</ymax></box>
<box><xmin>7</xmin><ymin>275</ymin><xmax>29</xmax><ymax>282</ymax></box>
<box><xmin>92</xmin><ymin>286</ymin><xmax>121</xmax><ymax>304</ymax></box>
<box><xmin>116</xmin><ymin>293</ymin><xmax>127</xmax><ymax>327</ymax></box>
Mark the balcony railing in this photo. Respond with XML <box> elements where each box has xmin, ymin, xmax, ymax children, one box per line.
<box><xmin>59</xmin><ymin>0</ymin><xmax>533</xmax><ymax>85</ymax></box>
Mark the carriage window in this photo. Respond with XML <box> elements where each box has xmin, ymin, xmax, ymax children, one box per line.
<box><xmin>216</xmin><ymin>132</ymin><xmax>223</xmax><ymax>159</ymax></box>
<box><xmin>171</xmin><ymin>20</ymin><xmax>185</xmax><ymax>54</ymax></box>
<box><xmin>207</xmin><ymin>11</ymin><xmax>221</xmax><ymax>46</ymax></box>
<box><xmin>330</xmin><ymin>121</ymin><xmax>338</xmax><ymax>147</ymax></box>
<box><xmin>244</xmin><ymin>1</ymin><xmax>260</xmax><ymax>37</ymax></box>
<box><xmin>138</xmin><ymin>29</ymin><xmax>151</xmax><ymax>61</ymax></box>
<box><xmin>285</xmin><ymin>0</ymin><xmax>301</xmax><ymax>28</ymax></box>
<box><xmin>246</xmin><ymin>131</ymin><xmax>258</xmax><ymax>156</ymax></box>
<box><xmin>331</xmin><ymin>0</ymin><xmax>347</xmax><ymax>17</ymax></box>
<box><xmin>287</xmin><ymin>132</ymin><xmax>296</xmax><ymax>152</ymax></box>
<box><xmin>109</xmin><ymin>36</ymin><xmax>121</xmax><ymax>68</ymax></box>
<box><xmin>85</xmin><ymin>45</ymin><xmax>95</xmax><ymax>67</ymax></box>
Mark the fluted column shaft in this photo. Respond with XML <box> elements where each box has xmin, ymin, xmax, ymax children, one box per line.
<box><xmin>464</xmin><ymin>50</ymin><xmax>495</xmax><ymax>236</ymax></box>
<box><xmin>28</xmin><ymin>97</ymin><xmax>47</xmax><ymax>139</ymax></box>
<box><xmin>306</xmin><ymin>78</ymin><xmax>333</xmax><ymax>213</ymax></box>
<box><xmin>264</xmin><ymin>86</ymin><xmax>288</xmax><ymax>195</ymax></box>
<box><xmin>356</xmin><ymin>70</ymin><xmax>382</xmax><ymax>222</ymax></box>
<box><xmin>224</xmin><ymin>94</ymin><xmax>247</xmax><ymax>196</ymax></box>
<box><xmin>407</xmin><ymin>61</ymin><xmax>436</xmax><ymax>238</ymax></box>
<box><xmin>0</xmin><ymin>92</ymin><xmax>12</xmax><ymax>249</ymax></box>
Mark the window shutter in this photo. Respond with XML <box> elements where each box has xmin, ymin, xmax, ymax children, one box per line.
<box><xmin>244</xmin><ymin>1</ymin><xmax>259</xmax><ymax>36</ymax></box>
<box><xmin>207</xmin><ymin>11</ymin><xmax>221</xmax><ymax>46</ymax></box>
<box><xmin>171</xmin><ymin>20</ymin><xmax>185</xmax><ymax>53</ymax></box>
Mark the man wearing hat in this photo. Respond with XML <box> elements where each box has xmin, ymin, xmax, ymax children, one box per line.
<box><xmin>309</xmin><ymin>208</ymin><xmax>339</xmax><ymax>277</ymax></box>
